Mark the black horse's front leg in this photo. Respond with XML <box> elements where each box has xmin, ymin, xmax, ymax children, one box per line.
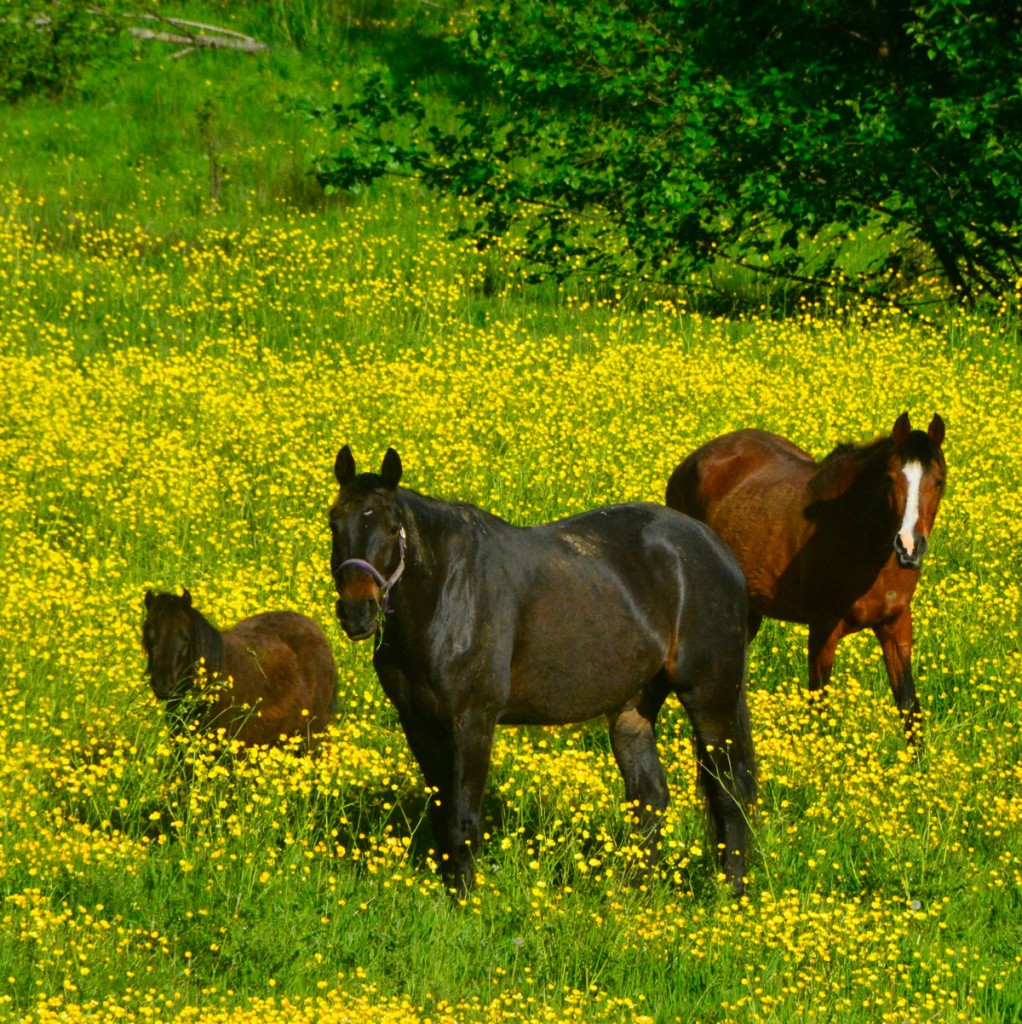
<box><xmin>399</xmin><ymin>705</ymin><xmax>496</xmax><ymax>897</ymax></box>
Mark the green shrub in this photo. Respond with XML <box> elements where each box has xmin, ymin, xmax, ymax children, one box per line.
<box><xmin>0</xmin><ymin>1</ymin><xmax>128</xmax><ymax>102</ymax></box>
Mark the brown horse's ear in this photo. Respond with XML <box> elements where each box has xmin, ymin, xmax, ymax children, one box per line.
<box><xmin>892</xmin><ymin>412</ymin><xmax>911</xmax><ymax>447</ymax></box>
<box><xmin>181</xmin><ymin>588</ymin><xmax>192</xmax><ymax>609</ymax></box>
<box><xmin>380</xmin><ymin>448</ymin><xmax>402</xmax><ymax>489</ymax></box>
<box><xmin>335</xmin><ymin>446</ymin><xmax>357</xmax><ymax>488</ymax></box>
<box><xmin>144</xmin><ymin>589</ymin><xmax>154</xmax><ymax>609</ymax></box>
<box><xmin>928</xmin><ymin>413</ymin><xmax>945</xmax><ymax>448</ymax></box>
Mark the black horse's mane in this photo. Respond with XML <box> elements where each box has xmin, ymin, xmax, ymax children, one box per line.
<box><xmin>397</xmin><ymin>481</ymin><xmax>509</xmax><ymax>532</ymax></box>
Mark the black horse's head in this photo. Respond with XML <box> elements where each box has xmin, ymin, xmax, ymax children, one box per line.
<box><xmin>142</xmin><ymin>589</ymin><xmax>198</xmax><ymax>700</ymax></box>
<box><xmin>329</xmin><ymin>446</ymin><xmax>407</xmax><ymax>641</ymax></box>
<box><xmin>887</xmin><ymin>412</ymin><xmax>947</xmax><ymax>570</ymax></box>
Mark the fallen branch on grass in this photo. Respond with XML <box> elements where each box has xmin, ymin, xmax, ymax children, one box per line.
<box><xmin>125</xmin><ymin>13</ymin><xmax>269</xmax><ymax>56</ymax></box>
<box><xmin>18</xmin><ymin>8</ymin><xmax>270</xmax><ymax>58</ymax></box>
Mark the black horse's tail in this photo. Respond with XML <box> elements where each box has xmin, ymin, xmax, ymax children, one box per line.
<box><xmin>726</xmin><ymin>677</ymin><xmax>758</xmax><ymax>808</ymax></box>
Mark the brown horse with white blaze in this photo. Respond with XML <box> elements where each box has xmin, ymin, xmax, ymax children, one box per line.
<box><xmin>142</xmin><ymin>589</ymin><xmax>338</xmax><ymax>749</ymax></box>
<box><xmin>666</xmin><ymin>413</ymin><xmax>946</xmax><ymax>741</ymax></box>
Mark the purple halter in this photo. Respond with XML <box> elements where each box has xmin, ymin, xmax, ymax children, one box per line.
<box><xmin>336</xmin><ymin>527</ymin><xmax>406</xmax><ymax>613</ymax></box>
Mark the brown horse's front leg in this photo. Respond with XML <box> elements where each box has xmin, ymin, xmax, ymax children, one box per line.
<box><xmin>806</xmin><ymin>617</ymin><xmax>844</xmax><ymax>697</ymax></box>
<box><xmin>873</xmin><ymin>613</ymin><xmax>922</xmax><ymax>746</ymax></box>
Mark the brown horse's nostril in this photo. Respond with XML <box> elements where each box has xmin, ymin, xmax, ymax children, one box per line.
<box><xmin>895</xmin><ymin>533</ymin><xmax>925</xmax><ymax>569</ymax></box>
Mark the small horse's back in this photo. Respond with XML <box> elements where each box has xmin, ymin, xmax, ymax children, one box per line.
<box><xmin>225</xmin><ymin>611</ymin><xmax>338</xmax><ymax>738</ymax></box>
<box><xmin>231</xmin><ymin>608</ymin><xmax>324</xmax><ymax>652</ymax></box>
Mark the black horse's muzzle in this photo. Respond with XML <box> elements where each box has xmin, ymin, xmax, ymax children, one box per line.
<box><xmin>335</xmin><ymin>596</ymin><xmax>381</xmax><ymax>641</ymax></box>
<box><xmin>895</xmin><ymin>532</ymin><xmax>927</xmax><ymax>570</ymax></box>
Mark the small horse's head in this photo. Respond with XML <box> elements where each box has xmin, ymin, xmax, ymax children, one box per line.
<box><xmin>329</xmin><ymin>446</ymin><xmax>407</xmax><ymax>641</ymax></box>
<box><xmin>142</xmin><ymin>589</ymin><xmax>197</xmax><ymax>700</ymax></box>
<box><xmin>887</xmin><ymin>412</ymin><xmax>946</xmax><ymax>570</ymax></box>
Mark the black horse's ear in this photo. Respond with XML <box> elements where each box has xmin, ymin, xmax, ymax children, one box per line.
<box><xmin>380</xmin><ymin>448</ymin><xmax>402</xmax><ymax>489</ymax></box>
<box><xmin>144</xmin><ymin>589</ymin><xmax>154</xmax><ymax>609</ymax></box>
<box><xmin>892</xmin><ymin>412</ymin><xmax>911</xmax><ymax>447</ymax></box>
<box><xmin>928</xmin><ymin>413</ymin><xmax>945</xmax><ymax>448</ymax></box>
<box><xmin>335</xmin><ymin>445</ymin><xmax>357</xmax><ymax>487</ymax></box>
<box><xmin>181</xmin><ymin>588</ymin><xmax>192</xmax><ymax>609</ymax></box>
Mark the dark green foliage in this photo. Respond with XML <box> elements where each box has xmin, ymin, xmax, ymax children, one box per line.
<box><xmin>311</xmin><ymin>0</ymin><xmax>1022</xmax><ymax>302</ymax></box>
<box><xmin>0</xmin><ymin>1</ymin><xmax>128</xmax><ymax>101</ymax></box>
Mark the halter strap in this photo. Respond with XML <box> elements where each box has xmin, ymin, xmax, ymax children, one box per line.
<box><xmin>336</xmin><ymin>527</ymin><xmax>406</xmax><ymax>613</ymax></box>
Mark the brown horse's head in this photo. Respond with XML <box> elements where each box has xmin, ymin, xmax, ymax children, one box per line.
<box><xmin>329</xmin><ymin>446</ymin><xmax>406</xmax><ymax>641</ymax></box>
<box><xmin>142</xmin><ymin>589</ymin><xmax>200</xmax><ymax>700</ymax></box>
<box><xmin>887</xmin><ymin>412</ymin><xmax>946</xmax><ymax>570</ymax></box>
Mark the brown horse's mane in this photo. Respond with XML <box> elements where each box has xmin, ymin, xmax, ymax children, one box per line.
<box><xmin>818</xmin><ymin>434</ymin><xmax>889</xmax><ymax>468</ymax></box>
<box><xmin>807</xmin><ymin>423</ymin><xmax>945</xmax><ymax>508</ymax></box>
<box><xmin>807</xmin><ymin>435</ymin><xmax>891</xmax><ymax>505</ymax></box>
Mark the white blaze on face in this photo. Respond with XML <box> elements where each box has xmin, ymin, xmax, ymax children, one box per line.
<box><xmin>899</xmin><ymin>461</ymin><xmax>924</xmax><ymax>555</ymax></box>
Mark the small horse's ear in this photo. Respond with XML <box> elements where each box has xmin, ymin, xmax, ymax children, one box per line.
<box><xmin>335</xmin><ymin>446</ymin><xmax>357</xmax><ymax>488</ymax></box>
<box><xmin>892</xmin><ymin>412</ymin><xmax>911</xmax><ymax>446</ymax></box>
<box><xmin>181</xmin><ymin>588</ymin><xmax>192</xmax><ymax>609</ymax></box>
<box><xmin>380</xmin><ymin>448</ymin><xmax>402</xmax><ymax>489</ymax></box>
<box><xmin>144</xmin><ymin>589</ymin><xmax>154</xmax><ymax>609</ymax></box>
<box><xmin>928</xmin><ymin>413</ymin><xmax>945</xmax><ymax>449</ymax></box>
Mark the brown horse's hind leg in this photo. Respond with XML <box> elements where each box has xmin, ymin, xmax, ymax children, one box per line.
<box><xmin>874</xmin><ymin>613</ymin><xmax>922</xmax><ymax>745</ymax></box>
<box><xmin>607</xmin><ymin>695</ymin><xmax>670</xmax><ymax>862</ymax></box>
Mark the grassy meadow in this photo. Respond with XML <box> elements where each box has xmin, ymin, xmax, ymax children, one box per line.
<box><xmin>1</xmin><ymin>7</ymin><xmax>1021</xmax><ymax>1023</ymax></box>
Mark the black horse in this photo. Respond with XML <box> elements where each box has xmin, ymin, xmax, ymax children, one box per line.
<box><xmin>330</xmin><ymin>447</ymin><xmax>757</xmax><ymax>896</ymax></box>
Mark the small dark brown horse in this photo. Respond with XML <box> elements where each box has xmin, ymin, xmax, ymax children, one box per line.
<box><xmin>329</xmin><ymin>446</ymin><xmax>757</xmax><ymax>897</ymax></box>
<box><xmin>142</xmin><ymin>589</ymin><xmax>338</xmax><ymax>749</ymax></box>
<box><xmin>666</xmin><ymin>413</ymin><xmax>946</xmax><ymax>740</ymax></box>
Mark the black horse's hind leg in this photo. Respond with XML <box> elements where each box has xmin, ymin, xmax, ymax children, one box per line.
<box><xmin>675</xmin><ymin>685</ymin><xmax>757</xmax><ymax>898</ymax></box>
<box><xmin>694</xmin><ymin>729</ymin><xmax>755</xmax><ymax>896</ymax></box>
<box><xmin>607</xmin><ymin>688</ymin><xmax>670</xmax><ymax>863</ymax></box>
